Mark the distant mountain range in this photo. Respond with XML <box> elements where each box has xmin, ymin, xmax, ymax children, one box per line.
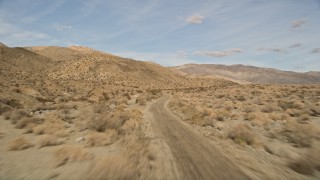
<box><xmin>175</xmin><ymin>64</ymin><xmax>320</xmax><ymax>84</ymax></box>
<box><xmin>1</xmin><ymin>41</ymin><xmax>319</xmax><ymax>86</ymax></box>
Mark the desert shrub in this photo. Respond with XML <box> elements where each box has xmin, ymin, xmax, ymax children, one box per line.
<box><xmin>0</xmin><ymin>105</ymin><xmax>11</xmax><ymax>115</ymax></box>
<box><xmin>0</xmin><ymin>99</ymin><xmax>23</xmax><ymax>108</ymax></box>
<box><xmin>278</xmin><ymin>100</ymin><xmax>303</xmax><ymax>111</ymax></box>
<box><xmin>236</xmin><ymin>95</ymin><xmax>246</xmax><ymax>102</ymax></box>
<box><xmin>8</xmin><ymin>137</ymin><xmax>33</xmax><ymax>151</ymax></box>
<box><xmin>244</xmin><ymin>113</ymin><xmax>256</xmax><ymax>121</ymax></box>
<box><xmin>215</xmin><ymin>109</ymin><xmax>232</xmax><ymax>121</ymax></box>
<box><xmin>109</xmin><ymin>111</ymin><xmax>131</xmax><ymax>129</ymax></box>
<box><xmin>55</xmin><ymin>130</ymin><xmax>69</xmax><ymax>138</ymax></box>
<box><xmin>93</xmin><ymin>103</ymin><xmax>110</xmax><ymax>114</ymax></box>
<box><xmin>308</xmin><ymin>104</ymin><xmax>320</xmax><ymax>116</ymax></box>
<box><xmin>7</xmin><ymin>110</ymin><xmax>30</xmax><ymax>124</ymax></box>
<box><xmin>228</xmin><ymin>124</ymin><xmax>256</xmax><ymax>145</ymax></box>
<box><xmin>87</xmin><ymin>154</ymin><xmax>138</xmax><ymax>179</ymax></box>
<box><xmin>242</xmin><ymin>105</ymin><xmax>256</xmax><ymax>113</ymax></box>
<box><xmin>282</xmin><ymin>121</ymin><xmax>320</xmax><ymax>147</ymax></box>
<box><xmin>85</xmin><ymin>131</ymin><xmax>116</xmax><ymax>147</ymax></box>
<box><xmin>286</xmin><ymin>109</ymin><xmax>303</xmax><ymax>117</ymax></box>
<box><xmin>54</xmin><ymin>145</ymin><xmax>93</xmax><ymax>167</ymax></box>
<box><xmin>269</xmin><ymin>112</ymin><xmax>282</xmax><ymax>121</ymax></box>
<box><xmin>32</xmin><ymin>121</ymin><xmax>65</xmax><ymax>135</ymax></box>
<box><xmin>15</xmin><ymin>117</ymin><xmax>44</xmax><ymax>129</ymax></box>
<box><xmin>86</xmin><ymin>109</ymin><xmax>132</xmax><ymax>132</ymax></box>
<box><xmin>261</xmin><ymin>103</ymin><xmax>279</xmax><ymax>113</ymax></box>
<box><xmin>297</xmin><ymin>114</ymin><xmax>310</xmax><ymax>123</ymax></box>
<box><xmin>149</xmin><ymin>89</ymin><xmax>161</xmax><ymax>96</ymax></box>
<box><xmin>289</xmin><ymin>143</ymin><xmax>320</xmax><ymax>175</ymax></box>
<box><xmin>87</xmin><ymin>115</ymin><xmax>108</xmax><ymax>132</ymax></box>
<box><xmin>38</xmin><ymin>135</ymin><xmax>63</xmax><ymax>148</ymax></box>
<box><xmin>87</xmin><ymin>133</ymin><xmax>153</xmax><ymax>179</ymax></box>
<box><xmin>123</xmin><ymin>92</ymin><xmax>131</xmax><ymax>100</ymax></box>
<box><xmin>278</xmin><ymin>100</ymin><xmax>296</xmax><ymax>111</ymax></box>
<box><xmin>136</xmin><ymin>96</ymin><xmax>146</xmax><ymax>105</ymax></box>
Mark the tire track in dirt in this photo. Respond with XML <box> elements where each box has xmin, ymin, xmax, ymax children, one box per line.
<box><xmin>147</xmin><ymin>94</ymin><xmax>251</xmax><ymax>180</ymax></box>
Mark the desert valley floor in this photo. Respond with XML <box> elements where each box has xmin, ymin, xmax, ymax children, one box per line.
<box><xmin>0</xmin><ymin>44</ymin><xmax>320</xmax><ymax>179</ymax></box>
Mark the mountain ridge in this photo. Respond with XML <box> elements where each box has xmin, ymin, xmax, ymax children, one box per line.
<box><xmin>175</xmin><ymin>63</ymin><xmax>320</xmax><ymax>84</ymax></box>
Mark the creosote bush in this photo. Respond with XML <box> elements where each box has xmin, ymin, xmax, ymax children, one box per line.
<box><xmin>228</xmin><ymin>124</ymin><xmax>256</xmax><ymax>145</ymax></box>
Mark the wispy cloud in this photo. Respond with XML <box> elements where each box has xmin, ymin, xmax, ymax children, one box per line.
<box><xmin>289</xmin><ymin>43</ymin><xmax>302</xmax><ymax>48</ymax></box>
<box><xmin>193</xmin><ymin>48</ymin><xmax>243</xmax><ymax>57</ymax></box>
<box><xmin>291</xmin><ymin>19</ymin><xmax>306</xmax><ymax>29</ymax></box>
<box><xmin>81</xmin><ymin>0</ymin><xmax>104</xmax><ymax>16</ymax></box>
<box><xmin>311</xmin><ymin>48</ymin><xmax>320</xmax><ymax>54</ymax></box>
<box><xmin>0</xmin><ymin>18</ymin><xmax>51</xmax><ymax>44</ymax></box>
<box><xmin>257</xmin><ymin>47</ymin><xmax>287</xmax><ymax>53</ymax></box>
<box><xmin>20</xmin><ymin>0</ymin><xmax>66</xmax><ymax>23</ymax></box>
<box><xmin>53</xmin><ymin>23</ymin><xmax>72</xmax><ymax>31</ymax></box>
<box><xmin>176</xmin><ymin>50</ymin><xmax>188</xmax><ymax>58</ymax></box>
<box><xmin>114</xmin><ymin>51</ymin><xmax>195</xmax><ymax>66</ymax></box>
<box><xmin>186</xmin><ymin>14</ymin><xmax>204</xmax><ymax>24</ymax></box>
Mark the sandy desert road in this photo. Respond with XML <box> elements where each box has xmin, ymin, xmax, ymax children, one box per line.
<box><xmin>146</xmin><ymin>94</ymin><xmax>251</xmax><ymax>180</ymax></box>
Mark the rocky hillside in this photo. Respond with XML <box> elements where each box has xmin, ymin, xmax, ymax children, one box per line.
<box><xmin>1</xmin><ymin>44</ymin><xmax>227</xmax><ymax>104</ymax></box>
<box><xmin>176</xmin><ymin>64</ymin><xmax>320</xmax><ymax>84</ymax></box>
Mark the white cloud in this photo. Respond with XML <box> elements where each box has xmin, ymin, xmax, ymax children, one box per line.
<box><xmin>193</xmin><ymin>48</ymin><xmax>243</xmax><ymax>57</ymax></box>
<box><xmin>257</xmin><ymin>47</ymin><xmax>287</xmax><ymax>53</ymax></box>
<box><xmin>291</xmin><ymin>19</ymin><xmax>306</xmax><ymax>29</ymax></box>
<box><xmin>186</xmin><ymin>14</ymin><xmax>204</xmax><ymax>24</ymax></box>
<box><xmin>311</xmin><ymin>48</ymin><xmax>320</xmax><ymax>54</ymax></box>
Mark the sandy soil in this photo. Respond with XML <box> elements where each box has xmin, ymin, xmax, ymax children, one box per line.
<box><xmin>145</xmin><ymin>94</ymin><xmax>251</xmax><ymax>180</ymax></box>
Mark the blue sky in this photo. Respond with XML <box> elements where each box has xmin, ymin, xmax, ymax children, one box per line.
<box><xmin>0</xmin><ymin>0</ymin><xmax>319</xmax><ymax>71</ymax></box>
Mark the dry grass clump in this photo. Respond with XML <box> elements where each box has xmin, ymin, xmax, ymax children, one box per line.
<box><xmin>215</xmin><ymin>109</ymin><xmax>232</xmax><ymax>121</ymax></box>
<box><xmin>297</xmin><ymin>114</ymin><xmax>310</xmax><ymax>123</ymax></box>
<box><xmin>242</xmin><ymin>104</ymin><xmax>256</xmax><ymax>113</ymax></box>
<box><xmin>87</xmin><ymin>154</ymin><xmax>138</xmax><ymax>180</ymax></box>
<box><xmin>86</xmin><ymin>115</ymin><xmax>109</xmax><ymax>132</ymax></box>
<box><xmin>85</xmin><ymin>106</ymin><xmax>141</xmax><ymax>134</ymax></box>
<box><xmin>55</xmin><ymin>130</ymin><xmax>70</xmax><ymax>138</ymax></box>
<box><xmin>15</xmin><ymin>117</ymin><xmax>44</xmax><ymax>129</ymax></box>
<box><xmin>289</xmin><ymin>143</ymin><xmax>320</xmax><ymax>175</ymax></box>
<box><xmin>308</xmin><ymin>103</ymin><xmax>320</xmax><ymax>116</ymax></box>
<box><xmin>31</xmin><ymin>123</ymin><xmax>65</xmax><ymax>135</ymax></box>
<box><xmin>244</xmin><ymin>113</ymin><xmax>256</xmax><ymax>121</ymax></box>
<box><xmin>136</xmin><ymin>96</ymin><xmax>146</xmax><ymax>105</ymax></box>
<box><xmin>38</xmin><ymin>135</ymin><xmax>63</xmax><ymax>148</ymax></box>
<box><xmin>282</xmin><ymin>120</ymin><xmax>320</xmax><ymax>148</ymax></box>
<box><xmin>54</xmin><ymin>145</ymin><xmax>93</xmax><ymax>167</ymax></box>
<box><xmin>278</xmin><ymin>100</ymin><xmax>298</xmax><ymax>111</ymax></box>
<box><xmin>87</xmin><ymin>132</ymin><xmax>154</xmax><ymax>179</ymax></box>
<box><xmin>8</xmin><ymin>137</ymin><xmax>33</xmax><ymax>151</ymax></box>
<box><xmin>5</xmin><ymin>109</ymin><xmax>30</xmax><ymax>124</ymax></box>
<box><xmin>32</xmin><ymin>124</ymin><xmax>46</xmax><ymax>135</ymax></box>
<box><xmin>85</xmin><ymin>130</ymin><xmax>116</xmax><ymax>147</ymax></box>
<box><xmin>228</xmin><ymin>124</ymin><xmax>257</xmax><ymax>146</ymax></box>
<box><xmin>261</xmin><ymin>103</ymin><xmax>279</xmax><ymax>113</ymax></box>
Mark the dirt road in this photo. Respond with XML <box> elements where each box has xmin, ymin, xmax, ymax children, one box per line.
<box><xmin>147</xmin><ymin>94</ymin><xmax>251</xmax><ymax>180</ymax></box>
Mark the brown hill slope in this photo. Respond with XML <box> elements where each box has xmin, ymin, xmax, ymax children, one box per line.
<box><xmin>24</xmin><ymin>46</ymin><xmax>88</xmax><ymax>62</ymax></box>
<box><xmin>1</xmin><ymin>46</ymin><xmax>230</xmax><ymax>104</ymax></box>
<box><xmin>0</xmin><ymin>42</ymin><xmax>7</xmax><ymax>47</ymax></box>
<box><xmin>176</xmin><ymin>64</ymin><xmax>320</xmax><ymax>84</ymax></box>
<box><xmin>0</xmin><ymin>46</ymin><xmax>55</xmax><ymax>87</ymax></box>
